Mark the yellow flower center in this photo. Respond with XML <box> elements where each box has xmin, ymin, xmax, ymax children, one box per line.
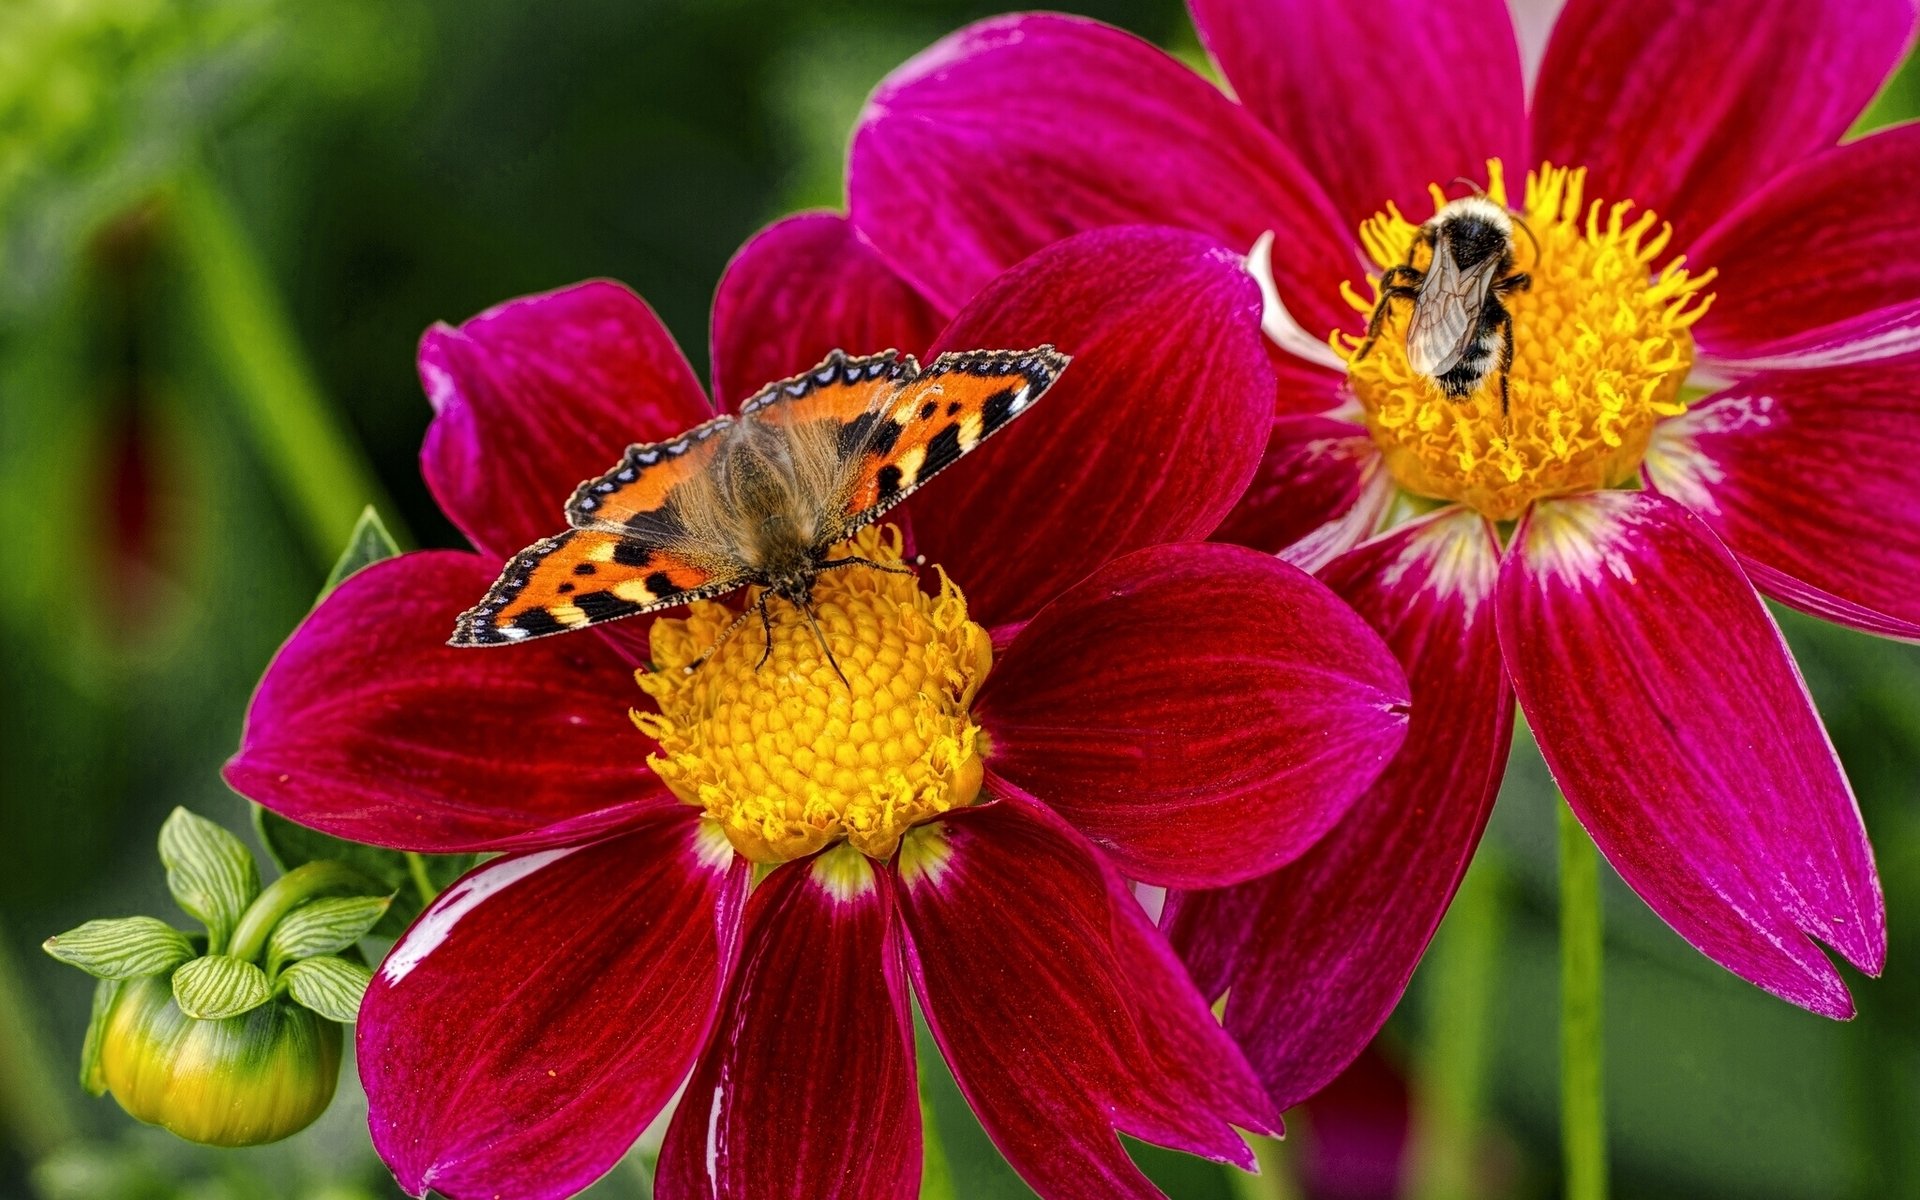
<box><xmin>1334</xmin><ymin>160</ymin><xmax>1716</xmax><ymax>521</ymax></box>
<box><xmin>632</xmin><ymin>526</ymin><xmax>991</xmax><ymax>865</ymax></box>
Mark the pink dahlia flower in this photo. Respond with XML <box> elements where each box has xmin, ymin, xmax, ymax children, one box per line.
<box><xmin>849</xmin><ymin>0</ymin><xmax>1919</xmax><ymax>1108</ymax></box>
<box><xmin>224</xmin><ymin>226</ymin><xmax>1414</xmax><ymax>1198</ymax></box>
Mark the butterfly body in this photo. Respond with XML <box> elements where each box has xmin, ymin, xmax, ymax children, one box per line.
<box><xmin>451</xmin><ymin>347</ymin><xmax>1069</xmax><ymax>648</ymax></box>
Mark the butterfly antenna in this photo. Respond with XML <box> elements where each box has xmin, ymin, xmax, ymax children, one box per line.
<box><xmin>821</xmin><ymin>554</ymin><xmax>916</xmax><ymax>579</ymax></box>
<box><xmin>800</xmin><ymin>600</ymin><xmax>850</xmax><ymax>688</ymax></box>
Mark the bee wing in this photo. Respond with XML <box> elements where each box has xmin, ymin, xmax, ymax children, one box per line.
<box><xmin>1406</xmin><ymin>244</ymin><xmax>1503</xmax><ymax>378</ymax></box>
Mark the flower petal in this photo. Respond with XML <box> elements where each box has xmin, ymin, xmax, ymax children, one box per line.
<box><xmin>909</xmin><ymin>226</ymin><xmax>1274</xmax><ymax>627</ymax></box>
<box><xmin>1692</xmin><ymin>123</ymin><xmax>1920</xmax><ymax>363</ymax></box>
<box><xmin>1188</xmin><ymin>0</ymin><xmax>1525</xmax><ymax>230</ymax></box>
<box><xmin>1497</xmin><ymin>491</ymin><xmax>1885</xmax><ymax>1017</ymax></box>
<box><xmin>1169</xmin><ymin>509</ymin><xmax>1514</xmax><ymax>1108</ymax></box>
<box><xmin>656</xmin><ymin>854</ymin><xmax>917</xmax><ymax>1200</ymax></box>
<box><xmin>420</xmin><ymin>280</ymin><xmax>713</xmax><ymax>559</ymax></box>
<box><xmin>848</xmin><ymin>12</ymin><xmax>1355</xmax><ymax>332</ymax></box>
<box><xmin>1644</xmin><ymin>367</ymin><xmax>1920</xmax><ymax>640</ymax></box>
<box><xmin>1530</xmin><ymin>0</ymin><xmax>1917</xmax><ymax>248</ymax></box>
<box><xmin>897</xmin><ymin>796</ymin><xmax>1278</xmax><ymax>1200</ymax></box>
<box><xmin>979</xmin><ymin>541</ymin><xmax>1409</xmax><ymax>889</ymax></box>
<box><xmin>1212</xmin><ymin>412</ymin><xmax>1393</xmax><ymax>570</ymax></box>
<box><xmin>709</xmin><ymin>212</ymin><xmax>947</xmax><ymax>409</ymax></box>
<box><xmin>359</xmin><ymin>811</ymin><xmax>746</xmax><ymax>1200</ymax></box>
<box><xmin>223</xmin><ymin>552</ymin><xmax>672</xmax><ymax>853</ymax></box>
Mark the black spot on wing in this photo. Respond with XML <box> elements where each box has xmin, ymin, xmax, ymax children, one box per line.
<box><xmin>867</xmin><ymin>417</ymin><xmax>904</xmax><ymax>457</ymax></box>
<box><xmin>612</xmin><ymin>541</ymin><xmax>653</xmax><ymax>568</ymax></box>
<box><xmin>981</xmin><ymin>387</ymin><xmax>1018</xmax><ymax>432</ymax></box>
<box><xmin>918</xmin><ymin>401</ymin><xmax>938</xmax><ymax>421</ymax></box>
<box><xmin>644</xmin><ymin>571</ymin><xmax>676</xmax><ymax>598</ymax></box>
<box><xmin>573</xmin><ymin>591</ymin><xmax>646</xmax><ymax>623</ymax></box>
<box><xmin>572</xmin><ymin>562</ymin><xmax>598</xmax><ymax>576</ymax></box>
<box><xmin>512</xmin><ymin>609</ymin><xmax>566</xmax><ymax>638</ymax></box>
<box><xmin>916</xmin><ymin>423</ymin><xmax>967</xmax><ymax>484</ymax></box>
<box><xmin>876</xmin><ymin>464</ymin><xmax>905</xmax><ymax>500</ymax></box>
<box><xmin>557</xmin><ymin>583</ymin><xmax>575</xmax><ymax>594</ymax></box>
<box><xmin>835</xmin><ymin>411</ymin><xmax>879</xmax><ymax>458</ymax></box>
<box><xmin>945</xmin><ymin>401</ymin><xmax>962</xmax><ymax>416</ymax></box>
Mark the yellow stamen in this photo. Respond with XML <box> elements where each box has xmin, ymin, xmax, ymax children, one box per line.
<box><xmin>1334</xmin><ymin>160</ymin><xmax>1716</xmax><ymax>521</ymax></box>
<box><xmin>632</xmin><ymin>526</ymin><xmax>991</xmax><ymax>865</ymax></box>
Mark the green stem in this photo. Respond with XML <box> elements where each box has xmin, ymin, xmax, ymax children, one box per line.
<box><xmin>1411</xmin><ymin>852</ymin><xmax>1508</xmax><ymax>1200</ymax></box>
<box><xmin>229</xmin><ymin>861</ymin><xmax>388</xmax><ymax>965</ymax></box>
<box><xmin>1558</xmin><ymin>801</ymin><xmax>1608</xmax><ymax>1200</ymax></box>
<box><xmin>919</xmin><ymin>1095</ymin><xmax>956</xmax><ymax>1200</ymax></box>
<box><xmin>404</xmin><ymin>852</ymin><xmax>440</xmax><ymax>909</ymax></box>
<box><xmin>169</xmin><ymin>165</ymin><xmax>406</xmax><ymax>566</ymax></box>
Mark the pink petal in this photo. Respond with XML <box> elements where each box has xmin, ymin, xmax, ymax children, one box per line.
<box><xmin>978</xmin><ymin>541</ymin><xmax>1409</xmax><ymax>889</ymax></box>
<box><xmin>420</xmin><ymin>279</ymin><xmax>713</xmax><ymax>559</ymax></box>
<box><xmin>1644</xmin><ymin>367</ymin><xmax>1920</xmax><ymax>640</ymax></box>
<box><xmin>1692</xmin><ymin>124</ymin><xmax>1920</xmax><ymax>363</ymax></box>
<box><xmin>1188</xmin><ymin>0</ymin><xmax>1525</xmax><ymax>231</ymax></box>
<box><xmin>1530</xmin><ymin>0</ymin><xmax>1917</xmax><ymax>248</ymax></box>
<box><xmin>1497</xmin><ymin>490</ymin><xmax>1885</xmax><ymax>1017</ymax></box>
<box><xmin>848</xmin><ymin>12</ymin><xmax>1355</xmax><ymax>334</ymax></box>
<box><xmin>359</xmin><ymin>810</ymin><xmax>747</xmax><ymax>1200</ymax></box>
<box><xmin>709</xmin><ymin>212</ymin><xmax>947</xmax><ymax>409</ymax></box>
<box><xmin>656</xmin><ymin>856</ymin><xmax>918</xmax><ymax>1200</ymax></box>
<box><xmin>223</xmin><ymin>552</ymin><xmax>673</xmax><ymax>853</ymax></box>
<box><xmin>1211</xmin><ymin>412</ymin><xmax>1393</xmax><ymax>570</ymax></box>
<box><xmin>909</xmin><ymin>226</ymin><xmax>1274</xmax><ymax>627</ymax></box>
<box><xmin>897</xmin><ymin>795</ymin><xmax>1278</xmax><ymax>1200</ymax></box>
<box><xmin>1169</xmin><ymin>510</ymin><xmax>1514</xmax><ymax>1108</ymax></box>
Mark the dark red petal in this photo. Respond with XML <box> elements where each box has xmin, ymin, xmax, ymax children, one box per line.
<box><xmin>656</xmin><ymin>854</ymin><xmax>919</xmax><ymax>1200</ymax></box>
<box><xmin>223</xmin><ymin>551</ymin><xmax>672</xmax><ymax>853</ymax></box>
<box><xmin>1692</xmin><ymin>123</ymin><xmax>1920</xmax><ymax>362</ymax></box>
<box><xmin>709</xmin><ymin>212</ymin><xmax>947</xmax><ymax>409</ymax></box>
<box><xmin>359</xmin><ymin>811</ymin><xmax>747</xmax><ymax>1200</ymax></box>
<box><xmin>911</xmin><ymin>226</ymin><xmax>1273</xmax><ymax>627</ymax></box>
<box><xmin>1170</xmin><ymin>509</ymin><xmax>1514</xmax><ymax>1108</ymax></box>
<box><xmin>849</xmin><ymin>12</ymin><xmax>1354</xmax><ymax>333</ymax></box>
<box><xmin>979</xmin><ymin>541</ymin><xmax>1409</xmax><ymax>889</ymax></box>
<box><xmin>1531</xmin><ymin>0</ymin><xmax>1918</xmax><ymax>248</ymax></box>
<box><xmin>1498</xmin><ymin>491</ymin><xmax>1884</xmax><ymax>1017</ymax></box>
<box><xmin>420</xmin><ymin>279</ymin><xmax>713</xmax><ymax>559</ymax></box>
<box><xmin>897</xmin><ymin>795</ymin><xmax>1278</xmax><ymax>1200</ymax></box>
<box><xmin>1212</xmin><ymin>412</ymin><xmax>1393</xmax><ymax>569</ymax></box>
<box><xmin>1645</xmin><ymin>365</ymin><xmax>1920</xmax><ymax>640</ymax></box>
<box><xmin>1189</xmin><ymin>0</ymin><xmax>1525</xmax><ymax>232</ymax></box>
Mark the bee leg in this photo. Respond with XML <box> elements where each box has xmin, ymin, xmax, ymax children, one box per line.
<box><xmin>1495</xmin><ymin>271</ymin><xmax>1532</xmax><ymax>295</ymax></box>
<box><xmin>1353</xmin><ymin>280</ymin><xmax>1422</xmax><ymax>363</ymax></box>
<box><xmin>1491</xmin><ymin>303</ymin><xmax>1518</xmax><ymax>425</ymax></box>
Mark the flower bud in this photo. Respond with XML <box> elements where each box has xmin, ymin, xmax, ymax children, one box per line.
<box><xmin>97</xmin><ymin>974</ymin><xmax>341</xmax><ymax>1147</ymax></box>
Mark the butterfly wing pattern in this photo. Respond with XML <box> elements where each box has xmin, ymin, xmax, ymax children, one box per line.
<box><xmin>448</xmin><ymin>345</ymin><xmax>1067</xmax><ymax>647</ymax></box>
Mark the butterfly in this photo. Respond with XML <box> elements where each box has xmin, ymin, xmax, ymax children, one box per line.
<box><xmin>449</xmin><ymin>345</ymin><xmax>1070</xmax><ymax>670</ymax></box>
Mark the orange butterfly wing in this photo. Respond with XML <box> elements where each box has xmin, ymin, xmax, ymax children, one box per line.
<box><xmin>565</xmin><ymin>414</ymin><xmax>733</xmax><ymax>534</ymax></box>
<box><xmin>449</xmin><ymin>529</ymin><xmax>736</xmax><ymax>646</ymax></box>
<box><xmin>840</xmin><ymin>347</ymin><xmax>1070</xmax><ymax>523</ymax></box>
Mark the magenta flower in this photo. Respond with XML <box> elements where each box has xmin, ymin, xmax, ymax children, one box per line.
<box><xmin>224</xmin><ymin>225</ymin><xmax>1414</xmax><ymax>1198</ymax></box>
<box><xmin>848</xmin><ymin>0</ymin><xmax>1919</xmax><ymax>1108</ymax></box>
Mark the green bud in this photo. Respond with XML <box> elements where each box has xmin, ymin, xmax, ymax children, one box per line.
<box><xmin>172</xmin><ymin>955</ymin><xmax>272</xmax><ymax>1020</ymax></box>
<box><xmin>43</xmin><ymin>917</ymin><xmax>195</xmax><ymax>980</ymax></box>
<box><xmin>279</xmin><ymin>956</ymin><xmax>373</xmax><ymax>1024</ymax></box>
<box><xmin>96</xmin><ymin>974</ymin><xmax>341</xmax><ymax>1147</ymax></box>
<box><xmin>265</xmin><ymin>893</ymin><xmax>391</xmax><ymax>975</ymax></box>
<box><xmin>159</xmin><ymin>807</ymin><xmax>261</xmax><ymax>953</ymax></box>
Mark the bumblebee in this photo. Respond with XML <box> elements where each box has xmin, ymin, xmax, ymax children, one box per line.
<box><xmin>1354</xmin><ymin>194</ymin><xmax>1532</xmax><ymax>416</ymax></box>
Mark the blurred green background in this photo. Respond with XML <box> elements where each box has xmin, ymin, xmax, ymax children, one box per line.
<box><xmin>2</xmin><ymin>1</ymin><xmax>1917</xmax><ymax>1197</ymax></box>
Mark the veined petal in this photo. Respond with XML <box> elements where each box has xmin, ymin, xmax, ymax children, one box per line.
<box><xmin>911</xmin><ymin>226</ymin><xmax>1274</xmax><ymax>627</ymax></box>
<box><xmin>1694</xmin><ymin>123</ymin><xmax>1920</xmax><ymax>362</ymax></box>
<box><xmin>709</xmin><ymin>212</ymin><xmax>946</xmax><ymax>409</ymax></box>
<box><xmin>848</xmin><ymin>12</ymin><xmax>1355</xmax><ymax>333</ymax></box>
<box><xmin>223</xmin><ymin>552</ymin><xmax>673</xmax><ymax>853</ymax></box>
<box><xmin>1531</xmin><ymin>0</ymin><xmax>1918</xmax><ymax>249</ymax></box>
<box><xmin>656</xmin><ymin>854</ymin><xmax>917</xmax><ymax>1200</ymax></box>
<box><xmin>1498</xmin><ymin>491</ymin><xmax>1885</xmax><ymax>1017</ymax></box>
<box><xmin>420</xmin><ymin>279</ymin><xmax>713</xmax><ymax>559</ymax></box>
<box><xmin>359</xmin><ymin>811</ymin><xmax>747</xmax><ymax>1200</ymax></box>
<box><xmin>1188</xmin><ymin>0</ymin><xmax>1525</xmax><ymax>231</ymax></box>
<box><xmin>978</xmin><ymin>542</ymin><xmax>1409</xmax><ymax>889</ymax></box>
<box><xmin>1698</xmin><ymin>302</ymin><xmax>1920</xmax><ymax>374</ymax></box>
<box><xmin>1170</xmin><ymin>509</ymin><xmax>1513</xmax><ymax>1109</ymax></box>
<box><xmin>896</xmin><ymin>795</ymin><xmax>1278</xmax><ymax>1200</ymax></box>
<box><xmin>1645</xmin><ymin>367</ymin><xmax>1920</xmax><ymax>640</ymax></box>
<box><xmin>1212</xmin><ymin>412</ymin><xmax>1393</xmax><ymax>570</ymax></box>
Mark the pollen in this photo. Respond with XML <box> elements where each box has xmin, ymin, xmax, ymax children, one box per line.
<box><xmin>1335</xmin><ymin>160</ymin><xmax>1716</xmax><ymax>521</ymax></box>
<box><xmin>631</xmin><ymin>526</ymin><xmax>992</xmax><ymax>865</ymax></box>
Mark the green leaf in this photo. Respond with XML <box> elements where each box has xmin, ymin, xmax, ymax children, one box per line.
<box><xmin>171</xmin><ymin>955</ymin><xmax>272</xmax><ymax>1020</ymax></box>
<box><xmin>323</xmin><ymin>504</ymin><xmax>400</xmax><ymax>593</ymax></box>
<box><xmin>79</xmin><ymin>978</ymin><xmax>122</xmax><ymax>1095</ymax></box>
<box><xmin>266</xmin><ymin>894</ymin><xmax>392</xmax><ymax>973</ymax></box>
<box><xmin>253</xmin><ymin>806</ymin><xmax>475</xmax><ymax>936</ymax></box>
<box><xmin>280</xmin><ymin>956</ymin><xmax>374</xmax><ymax>1024</ymax></box>
<box><xmin>43</xmin><ymin>917</ymin><xmax>196</xmax><ymax>980</ymax></box>
<box><xmin>158</xmin><ymin>807</ymin><xmax>261</xmax><ymax>952</ymax></box>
